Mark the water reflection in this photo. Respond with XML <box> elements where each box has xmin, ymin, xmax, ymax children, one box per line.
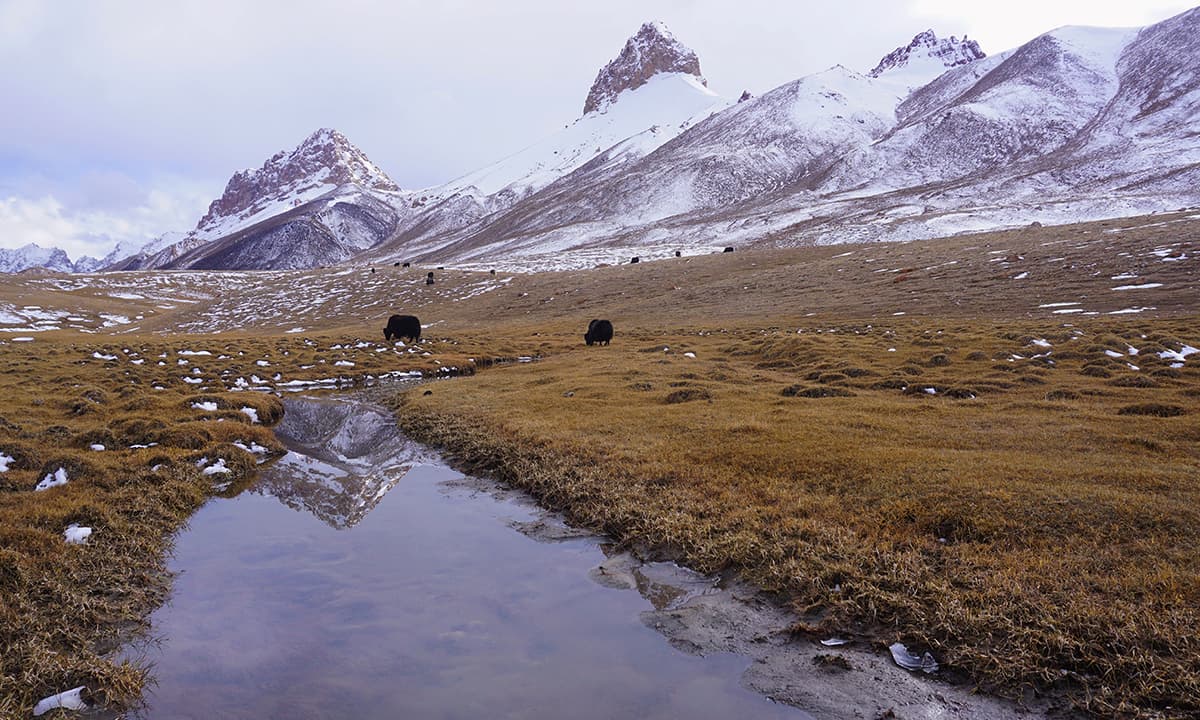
<box><xmin>129</xmin><ymin>396</ymin><xmax>807</xmax><ymax>719</ymax></box>
<box><xmin>252</xmin><ymin>396</ymin><xmax>436</xmax><ymax>528</ymax></box>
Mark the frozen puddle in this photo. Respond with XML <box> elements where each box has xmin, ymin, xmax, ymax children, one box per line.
<box><xmin>126</xmin><ymin>396</ymin><xmax>805</xmax><ymax>719</ymax></box>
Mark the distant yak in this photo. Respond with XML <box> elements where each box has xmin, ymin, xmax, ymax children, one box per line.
<box><xmin>585</xmin><ymin>319</ymin><xmax>613</xmax><ymax>346</ymax></box>
<box><xmin>384</xmin><ymin>314</ymin><xmax>421</xmax><ymax>343</ymax></box>
<box><xmin>723</xmin><ymin>246</ymin><xmax>734</xmax><ymax>253</ymax></box>
<box><xmin>402</xmin><ymin>262</ymin><xmax>411</xmax><ymax>268</ymax></box>
<box><xmin>630</xmin><ymin>256</ymin><xmax>640</xmax><ymax>264</ymax></box>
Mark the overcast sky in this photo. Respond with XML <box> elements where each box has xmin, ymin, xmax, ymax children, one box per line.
<box><xmin>0</xmin><ymin>0</ymin><xmax>1194</xmax><ymax>260</ymax></box>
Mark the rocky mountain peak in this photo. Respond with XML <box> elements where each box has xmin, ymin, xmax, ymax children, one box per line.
<box><xmin>195</xmin><ymin>128</ymin><xmax>399</xmax><ymax>235</ymax></box>
<box><xmin>583</xmin><ymin>21</ymin><xmax>706</xmax><ymax>115</ymax></box>
<box><xmin>868</xmin><ymin>29</ymin><xmax>985</xmax><ymax>78</ymax></box>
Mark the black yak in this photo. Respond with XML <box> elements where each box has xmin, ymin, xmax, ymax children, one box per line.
<box><xmin>585</xmin><ymin>319</ymin><xmax>613</xmax><ymax>346</ymax></box>
<box><xmin>384</xmin><ymin>314</ymin><xmax>421</xmax><ymax>343</ymax></box>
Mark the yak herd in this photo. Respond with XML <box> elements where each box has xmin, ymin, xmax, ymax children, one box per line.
<box><xmin>380</xmin><ymin>248</ymin><xmax>744</xmax><ymax>347</ymax></box>
<box><xmin>384</xmin><ymin>314</ymin><xmax>613</xmax><ymax>347</ymax></box>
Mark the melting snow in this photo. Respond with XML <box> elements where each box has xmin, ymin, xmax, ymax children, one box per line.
<box><xmin>0</xmin><ymin>453</ymin><xmax>13</xmax><ymax>472</ymax></box>
<box><xmin>35</xmin><ymin>467</ymin><xmax>69</xmax><ymax>491</ymax></box>
<box><xmin>1112</xmin><ymin>283</ymin><xmax>1163</xmax><ymax>290</ymax></box>
<box><xmin>33</xmin><ymin>686</ymin><xmax>89</xmax><ymax>716</ymax></box>
<box><xmin>241</xmin><ymin>407</ymin><xmax>260</xmax><ymax>423</ymax></box>
<box><xmin>192</xmin><ymin>401</ymin><xmax>219</xmax><ymax>411</ymax></box>
<box><xmin>1159</xmin><ymin>345</ymin><xmax>1198</xmax><ymax>363</ymax></box>
<box><xmin>63</xmin><ymin>524</ymin><xmax>92</xmax><ymax>544</ymax></box>
<box><xmin>200</xmin><ymin>458</ymin><xmax>230</xmax><ymax>475</ymax></box>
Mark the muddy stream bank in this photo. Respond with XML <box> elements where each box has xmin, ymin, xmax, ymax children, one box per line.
<box><xmin>125</xmin><ymin>395</ymin><xmax>1053</xmax><ymax>719</ymax></box>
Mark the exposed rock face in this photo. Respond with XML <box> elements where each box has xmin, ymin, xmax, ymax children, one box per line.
<box><xmin>868</xmin><ymin>29</ymin><xmax>985</xmax><ymax>77</ymax></box>
<box><xmin>583</xmin><ymin>21</ymin><xmax>706</xmax><ymax>115</ymax></box>
<box><xmin>195</xmin><ymin>128</ymin><xmax>399</xmax><ymax>236</ymax></box>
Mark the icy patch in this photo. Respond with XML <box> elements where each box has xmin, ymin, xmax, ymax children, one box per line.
<box><xmin>1012</xmin><ymin>272</ymin><xmax>1028</xmax><ymax>280</ymax></box>
<box><xmin>182</xmin><ymin>377</ymin><xmax>203</xmax><ymax>384</ymax></box>
<box><xmin>1112</xmin><ymin>283</ymin><xmax>1163</xmax><ymax>290</ymax></box>
<box><xmin>0</xmin><ymin>453</ymin><xmax>12</xmax><ymax>472</ymax></box>
<box><xmin>33</xmin><ymin>686</ymin><xmax>89</xmax><ymax>715</ymax></box>
<box><xmin>683</xmin><ymin>352</ymin><xmax>696</xmax><ymax>358</ymax></box>
<box><xmin>1108</xmin><ymin>307</ymin><xmax>1155</xmax><ymax>315</ymax></box>
<box><xmin>1030</xmin><ymin>339</ymin><xmax>1051</xmax><ymax>348</ymax></box>
<box><xmin>1104</xmin><ymin>350</ymin><xmax>1123</xmax><ymax>358</ymax></box>
<box><xmin>241</xmin><ymin>407</ymin><xmax>260</xmax><ymax>423</ymax></box>
<box><xmin>233</xmin><ymin>440</ymin><xmax>272</xmax><ymax>461</ymax></box>
<box><xmin>1053</xmin><ymin>308</ymin><xmax>1084</xmax><ymax>314</ymax></box>
<box><xmin>334</xmin><ymin>360</ymin><xmax>355</xmax><ymax>367</ymax></box>
<box><xmin>35</xmin><ymin>467</ymin><xmax>69</xmax><ymax>491</ymax></box>
<box><xmin>1038</xmin><ymin>302</ymin><xmax>1079</xmax><ymax>308</ymax></box>
<box><xmin>178</xmin><ymin>350</ymin><xmax>212</xmax><ymax>356</ymax></box>
<box><xmin>12</xmin><ymin>337</ymin><xmax>34</xmax><ymax>342</ymax></box>
<box><xmin>89</xmin><ymin>444</ymin><xmax>105</xmax><ymax>451</ymax></box>
<box><xmin>890</xmin><ymin>642</ymin><xmax>938</xmax><ymax>674</ymax></box>
<box><xmin>285</xmin><ymin>327</ymin><xmax>305</xmax><ymax>333</ymax></box>
<box><xmin>92</xmin><ymin>351</ymin><xmax>117</xmax><ymax>361</ymax></box>
<box><xmin>1159</xmin><ymin>345</ymin><xmax>1198</xmax><ymax>363</ymax></box>
<box><xmin>192</xmin><ymin>401</ymin><xmax>219</xmax><ymax>412</ymax></box>
<box><xmin>63</xmin><ymin>524</ymin><xmax>92</xmax><ymax>544</ymax></box>
<box><xmin>200</xmin><ymin>458</ymin><xmax>230</xmax><ymax>475</ymax></box>
<box><xmin>256</xmin><ymin>360</ymin><xmax>271</xmax><ymax>366</ymax></box>
<box><xmin>1111</xmin><ymin>273</ymin><xmax>1138</xmax><ymax>280</ymax></box>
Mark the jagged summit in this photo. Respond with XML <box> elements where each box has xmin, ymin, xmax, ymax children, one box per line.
<box><xmin>195</xmin><ymin>128</ymin><xmax>399</xmax><ymax>236</ymax></box>
<box><xmin>583</xmin><ymin>21</ymin><xmax>706</xmax><ymax>115</ymax></box>
<box><xmin>868</xmin><ymin>29</ymin><xmax>985</xmax><ymax>78</ymax></box>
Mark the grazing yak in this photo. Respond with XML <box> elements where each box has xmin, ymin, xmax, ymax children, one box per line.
<box><xmin>584</xmin><ymin>319</ymin><xmax>614</xmax><ymax>346</ymax></box>
<box><xmin>384</xmin><ymin>314</ymin><xmax>421</xmax><ymax>343</ymax></box>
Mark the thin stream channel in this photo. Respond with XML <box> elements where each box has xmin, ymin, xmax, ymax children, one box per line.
<box><xmin>127</xmin><ymin>395</ymin><xmax>810</xmax><ymax>719</ymax></box>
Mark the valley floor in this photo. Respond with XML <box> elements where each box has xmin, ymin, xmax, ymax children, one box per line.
<box><xmin>0</xmin><ymin>213</ymin><xmax>1196</xmax><ymax>718</ymax></box>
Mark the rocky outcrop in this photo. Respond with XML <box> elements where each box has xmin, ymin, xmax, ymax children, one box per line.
<box><xmin>868</xmin><ymin>29</ymin><xmax>985</xmax><ymax>78</ymax></box>
<box><xmin>195</xmin><ymin>128</ymin><xmax>399</xmax><ymax>236</ymax></box>
<box><xmin>583</xmin><ymin>21</ymin><xmax>706</xmax><ymax>115</ymax></box>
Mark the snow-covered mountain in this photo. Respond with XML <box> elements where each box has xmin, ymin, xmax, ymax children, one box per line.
<box><xmin>9</xmin><ymin>10</ymin><xmax>1198</xmax><ymax>275</ymax></box>
<box><xmin>371</xmin><ymin>8</ymin><xmax>1200</xmax><ymax>270</ymax></box>
<box><xmin>366</xmin><ymin>21</ymin><xmax>728</xmax><ymax>264</ymax></box>
<box><xmin>0</xmin><ymin>243</ymin><xmax>76</xmax><ymax>274</ymax></box>
<box><xmin>108</xmin><ymin>129</ymin><xmax>410</xmax><ymax>271</ymax></box>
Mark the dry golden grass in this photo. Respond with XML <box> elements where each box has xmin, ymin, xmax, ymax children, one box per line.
<box><xmin>0</xmin><ymin>333</ymin><xmax>469</xmax><ymax>715</ymax></box>
<box><xmin>390</xmin><ymin>317</ymin><xmax>1200</xmax><ymax>717</ymax></box>
<box><xmin>0</xmin><ymin>211</ymin><xmax>1196</xmax><ymax>717</ymax></box>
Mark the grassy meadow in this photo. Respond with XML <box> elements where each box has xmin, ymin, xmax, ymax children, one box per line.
<box><xmin>0</xmin><ymin>211</ymin><xmax>1196</xmax><ymax>717</ymax></box>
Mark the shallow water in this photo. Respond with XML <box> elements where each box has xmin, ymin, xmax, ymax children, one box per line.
<box><xmin>129</xmin><ymin>396</ymin><xmax>808</xmax><ymax>719</ymax></box>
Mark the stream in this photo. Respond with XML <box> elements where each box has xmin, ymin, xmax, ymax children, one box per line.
<box><xmin>126</xmin><ymin>395</ymin><xmax>808</xmax><ymax>719</ymax></box>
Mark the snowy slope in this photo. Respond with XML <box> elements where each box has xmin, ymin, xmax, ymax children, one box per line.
<box><xmin>393</xmin><ymin>11</ymin><xmax>1199</xmax><ymax>270</ymax></box>
<box><xmin>434</xmin><ymin>72</ymin><xmax>723</xmax><ymax>200</ymax></box>
<box><xmin>112</xmin><ymin>129</ymin><xmax>411</xmax><ymax>271</ymax></box>
<box><xmin>0</xmin><ymin>243</ymin><xmax>76</xmax><ymax>274</ymax></box>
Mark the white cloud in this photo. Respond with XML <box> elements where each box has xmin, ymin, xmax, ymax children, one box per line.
<box><xmin>0</xmin><ymin>177</ymin><xmax>211</xmax><ymax>260</ymax></box>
